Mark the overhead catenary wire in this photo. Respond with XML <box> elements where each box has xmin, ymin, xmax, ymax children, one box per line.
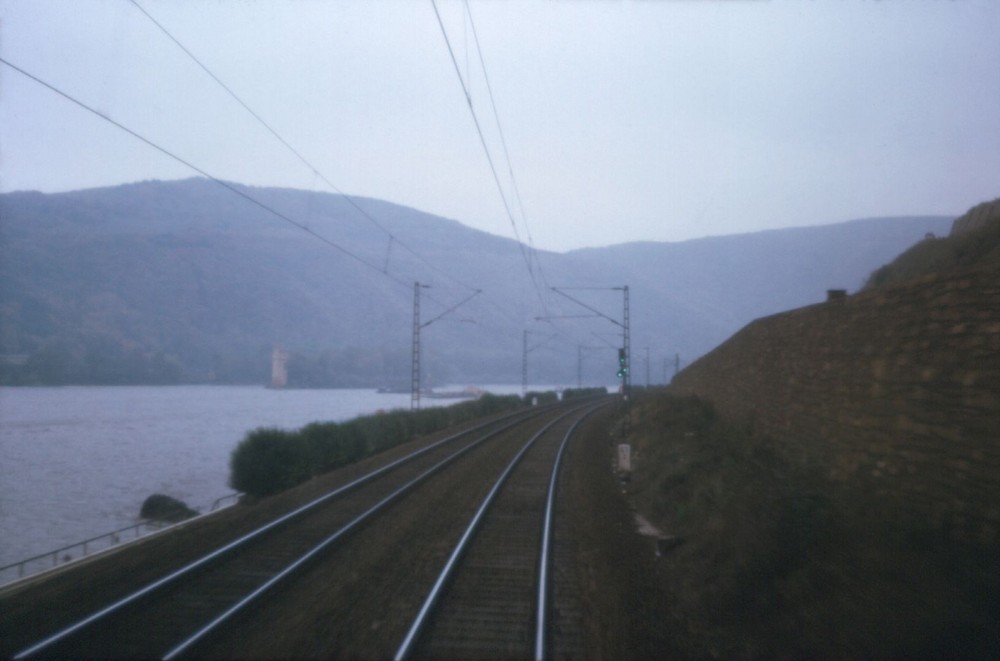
<box><xmin>0</xmin><ymin>56</ymin><xmax>415</xmax><ymax>293</ymax></box>
<box><xmin>462</xmin><ymin>0</ymin><xmax>552</xmax><ymax>293</ymax></box>
<box><xmin>4</xmin><ymin>13</ymin><xmax>616</xmax><ymax>383</ymax></box>
<box><xmin>462</xmin><ymin>0</ymin><xmax>598</xmax><ymax>354</ymax></box>
<box><xmin>128</xmin><ymin>0</ymin><xmax>544</xmax><ymax>334</ymax></box>
<box><xmin>428</xmin><ymin>0</ymin><xmax>550</xmax><ymax>315</ymax></box>
<box><xmin>431</xmin><ymin>0</ymin><xmax>596</xmax><ymax>358</ymax></box>
<box><xmin>2</xmin><ymin>61</ymin><xmax>488</xmax><ymax>328</ymax></box>
<box><xmin>451</xmin><ymin>0</ymin><xmax>602</xmax><ymax>356</ymax></box>
<box><xmin>8</xmin><ymin>9</ymin><xmax>580</xmax><ymax>359</ymax></box>
<box><xmin>128</xmin><ymin>0</ymin><xmax>481</xmax><ymax>297</ymax></box>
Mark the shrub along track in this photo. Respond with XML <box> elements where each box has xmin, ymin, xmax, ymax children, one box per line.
<box><xmin>2</xmin><ymin>399</ymin><xmax>650</xmax><ymax>659</ymax></box>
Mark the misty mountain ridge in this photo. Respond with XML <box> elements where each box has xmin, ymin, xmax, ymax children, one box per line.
<box><xmin>0</xmin><ymin>178</ymin><xmax>954</xmax><ymax>386</ymax></box>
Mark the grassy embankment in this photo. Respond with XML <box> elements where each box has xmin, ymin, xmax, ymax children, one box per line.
<box><xmin>621</xmin><ymin>391</ymin><xmax>999</xmax><ymax>658</ymax></box>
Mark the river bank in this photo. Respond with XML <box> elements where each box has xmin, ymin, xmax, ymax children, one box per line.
<box><xmin>0</xmin><ymin>384</ymin><xmax>546</xmax><ymax>567</ymax></box>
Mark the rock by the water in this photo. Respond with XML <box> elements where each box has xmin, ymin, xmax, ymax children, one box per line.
<box><xmin>140</xmin><ymin>493</ymin><xmax>198</xmax><ymax>523</ymax></box>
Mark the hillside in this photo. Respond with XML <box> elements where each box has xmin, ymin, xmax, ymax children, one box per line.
<box><xmin>0</xmin><ymin>178</ymin><xmax>953</xmax><ymax>386</ymax></box>
<box><xmin>865</xmin><ymin>197</ymin><xmax>1000</xmax><ymax>288</ymax></box>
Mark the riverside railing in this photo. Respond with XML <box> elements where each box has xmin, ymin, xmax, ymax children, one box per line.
<box><xmin>0</xmin><ymin>493</ymin><xmax>241</xmax><ymax>587</ymax></box>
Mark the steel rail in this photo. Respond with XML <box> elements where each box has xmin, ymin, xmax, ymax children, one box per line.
<box><xmin>535</xmin><ymin>403</ymin><xmax>608</xmax><ymax>660</ymax></box>
<box><xmin>13</xmin><ymin>405</ymin><xmax>549</xmax><ymax>659</ymax></box>
<box><xmin>161</xmin><ymin>406</ymin><xmax>567</xmax><ymax>658</ymax></box>
<box><xmin>393</xmin><ymin>402</ymin><xmax>601</xmax><ymax>660</ymax></box>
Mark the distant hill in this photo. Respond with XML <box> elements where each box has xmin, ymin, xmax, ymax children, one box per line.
<box><xmin>0</xmin><ymin>178</ymin><xmax>953</xmax><ymax>386</ymax></box>
<box><xmin>864</xmin><ymin>198</ymin><xmax>1000</xmax><ymax>289</ymax></box>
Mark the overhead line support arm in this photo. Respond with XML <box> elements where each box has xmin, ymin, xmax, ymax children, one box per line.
<box><xmin>550</xmin><ymin>287</ymin><xmax>624</xmax><ymax>329</ymax></box>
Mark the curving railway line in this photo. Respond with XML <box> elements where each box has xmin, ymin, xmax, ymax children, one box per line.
<box><xmin>2</xmin><ymin>398</ymin><xmax>613</xmax><ymax>659</ymax></box>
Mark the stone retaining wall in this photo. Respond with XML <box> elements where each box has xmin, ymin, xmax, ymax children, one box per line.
<box><xmin>671</xmin><ymin>263</ymin><xmax>1000</xmax><ymax>544</ymax></box>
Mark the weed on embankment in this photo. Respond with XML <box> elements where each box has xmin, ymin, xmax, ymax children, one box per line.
<box><xmin>622</xmin><ymin>391</ymin><xmax>999</xmax><ymax>658</ymax></box>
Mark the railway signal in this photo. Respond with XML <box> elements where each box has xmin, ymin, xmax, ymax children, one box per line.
<box><xmin>617</xmin><ymin>347</ymin><xmax>628</xmax><ymax>378</ymax></box>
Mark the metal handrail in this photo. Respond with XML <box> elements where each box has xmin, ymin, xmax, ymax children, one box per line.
<box><xmin>0</xmin><ymin>492</ymin><xmax>241</xmax><ymax>586</ymax></box>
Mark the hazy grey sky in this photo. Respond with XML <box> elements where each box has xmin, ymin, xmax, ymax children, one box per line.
<box><xmin>2</xmin><ymin>0</ymin><xmax>998</xmax><ymax>251</ymax></box>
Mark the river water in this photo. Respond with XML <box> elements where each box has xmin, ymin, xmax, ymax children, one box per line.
<box><xmin>0</xmin><ymin>384</ymin><xmax>536</xmax><ymax>568</ymax></box>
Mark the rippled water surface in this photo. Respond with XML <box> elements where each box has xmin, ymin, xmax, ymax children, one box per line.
<box><xmin>0</xmin><ymin>385</ymin><xmax>504</xmax><ymax>567</ymax></box>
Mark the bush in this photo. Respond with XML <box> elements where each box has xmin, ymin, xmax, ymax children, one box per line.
<box><xmin>299</xmin><ymin>421</ymin><xmax>347</xmax><ymax>472</ymax></box>
<box><xmin>562</xmin><ymin>387</ymin><xmax>608</xmax><ymax>400</ymax></box>
<box><xmin>473</xmin><ymin>393</ymin><xmax>522</xmax><ymax>416</ymax></box>
<box><xmin>229</xmin><ymin>393</ymin><xmax>525</xmax><ymax>498</ymax></box>
<box><xmin>412</xmin><ymin>406</ymin><xmax>449</xmax><ymax>435</ymax></box>
<box><xmin>229</xmin><ymin>427</ymin><xmax>312</xmax><ymax>497</ymax></box>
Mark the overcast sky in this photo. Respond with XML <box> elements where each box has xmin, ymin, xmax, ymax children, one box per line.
<box><xmin>2</xmin><ymin>0</ymin><xmax>998</xmax><ymax>252</ymax></box>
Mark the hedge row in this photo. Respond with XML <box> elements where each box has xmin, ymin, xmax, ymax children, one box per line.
<box><xmin>229</xmin><ymin>392</ymin><xmax>531</xmax><ymax>498</ymax></box>
<box><xmin>562</xmin><ymin>386</ymin><xmax>609</xmax><ymax>400</ymax></box>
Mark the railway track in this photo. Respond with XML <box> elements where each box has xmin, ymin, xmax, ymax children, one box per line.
<box><xmin>397</xmin><ymin>404</ymin><xmax>605</xmax><ymax>660</ymax></box>
<box><xmin>4</xmin><ymin>398</ymin><xmax>612</xmax><ymax>659</ymax></box>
